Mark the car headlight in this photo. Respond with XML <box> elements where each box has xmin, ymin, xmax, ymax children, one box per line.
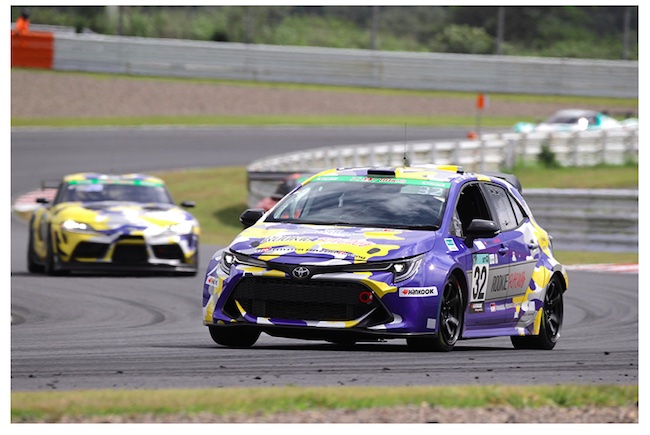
<box><xmin>168</xmin><ymin>221</ymin><xmax>194</xmax><ymax>234</ymax></box>
<box><xmin>342</xmin><ymin>254</ymin><xmax>424</xmax><ymax>283</ymax></box>
<box><xmin>390</xmin><ymin>255</ymin><xmax>423</xmax><ymax>283</ymax></box>
<box><xmin>61</xmin><ymin>219</ymin><xmax>96</xmax><ymax>233</ymax></box>
<box><xmin>219</xmin><ymin>250</ymin><xmax>236</xmax><ymax>275</ymax></box>
<box><xmin>219</xmin><ymin>251</ymin><xmax>267</xmax><ymax>275</ymax></box>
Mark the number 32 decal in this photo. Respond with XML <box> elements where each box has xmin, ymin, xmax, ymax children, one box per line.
<box><xmin>471</xmin><ymin>254</ymin><xmax>490</xmax><ymax>303</ymax></box>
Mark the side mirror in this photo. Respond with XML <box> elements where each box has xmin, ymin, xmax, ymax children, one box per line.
<box><xmin>239</xmin><ymin>208</ymin><xmax>265</xmax><ymax>228</ymax></box>
<box><xmin>465</xmin><ymin>219</ymin><xmax>500</xmax><ymax>243</ymax></box>
<box><xmin>180</xmin><ymin>201</ymin><xmax>196</xmax><ymax>208</ymax></box>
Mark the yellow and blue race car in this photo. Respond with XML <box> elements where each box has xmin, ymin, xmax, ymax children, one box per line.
<box><xmin>27</xmin><ymin>172</ymin><xmax>200</xmax><ymax>276</ymax></box>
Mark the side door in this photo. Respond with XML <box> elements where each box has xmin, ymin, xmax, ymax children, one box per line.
<box><xmin>449</xmin><ymin>182</ymin><xmax>510</xmax><ymax>329</ymax></box>
<box><xmin>481</xmin><ymin>183</ymin><xmax>537</xmax><ymax>325</ymax></box>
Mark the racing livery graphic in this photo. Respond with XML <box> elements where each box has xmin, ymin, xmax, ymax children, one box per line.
<box><xmin>27</xmin><ymin>172</ymin><xmax>200</xmax><ymax>275</ymax></box>
<box><xmin>202</xmin><ymin>165</ymin><xmax>567</xmax><ymax>351</ymax></box>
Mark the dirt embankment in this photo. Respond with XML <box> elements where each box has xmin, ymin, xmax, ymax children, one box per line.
<box><xmin>11</xmin><ymin>69</ymin><xmax>637</xmax><ymax>120</ymax></box>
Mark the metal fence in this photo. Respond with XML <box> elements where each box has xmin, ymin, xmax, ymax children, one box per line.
<box><xmin>49</xmin><ymin>32</ymin><xmax>639</xmax><ymax>98</ymax></box>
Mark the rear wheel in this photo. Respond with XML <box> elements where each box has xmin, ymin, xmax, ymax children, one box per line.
<box><xmin>407</xmin><ymin>275</ymin><xmax>464</xmax><ymax>352</ymax></box>
<box><xmin>208</xmin><ymin>326</ymin><xmax>260</xmax><ymax>348</ymax></box>
<box><xmin>511</xmin><ymin>274</ymin><xmax>564</xmax><ymax>350</ymax></box>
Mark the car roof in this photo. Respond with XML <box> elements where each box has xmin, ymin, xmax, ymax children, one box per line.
<box><xmin>306</xmin><ymin>165</ymin><xmax>522</xmax><ymax>193</ymax></box>
<box><xmin>61</xmin><ymin>172</ymin><xmax>166</xmax><ymax>186</ymax></box>
<box><xmin>552</xmin><ymin>109</ymin><xmax>600</xmax><ymax>117</ymax></box>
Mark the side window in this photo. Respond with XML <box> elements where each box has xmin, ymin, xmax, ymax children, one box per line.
<box><xmin>508</xmin><ymin>194</ymin><xmax>528</xmax><ymax>226</ymax></box>
<box><xmin>451</xmin><ymin>183</ymin><xmax>491</xmax><ymax>238</ymax></box>
<box><xmin>484</xmin><ymin>184</ymin><xmax>517</xmax><ymax>231</ymax></box>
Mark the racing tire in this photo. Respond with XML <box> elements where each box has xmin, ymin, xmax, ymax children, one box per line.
<box><xmin>26</xmin><ymin>224</ymin><xmax>43</xmax><ymax>274</ymax></box>
<box><xmin>208</xmin><ymin>326</ymin><xmax>260</xmax><ymax>348</ymax></box>
<box><xmin>43</xmin><ymin>228</ymin><xmax>67</xmax><ymax>276</ymax></box>
<box><xmin>511</xmin><ymin>274</ymin><xmax>564</xmax><ymax>350</ymax></box>
<box><xmin>407</xmin><ymin>275</ymin><xmax>464</xmax><ymax>352</ymax></box>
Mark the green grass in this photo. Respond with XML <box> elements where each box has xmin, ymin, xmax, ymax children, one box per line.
<box><xmin>11</xmin><ymin>384</ymin><xmax>638</xmax><ymax>422</ymax></box>
<box><xmin>514</xmin><ymin>163</ymin><xmax>638</xmax><ymax>189</ymax></box>
<box><xmin>154</xmin><ymin>164</ymin><xmax>638</xmax><ymax>265</ymax></box>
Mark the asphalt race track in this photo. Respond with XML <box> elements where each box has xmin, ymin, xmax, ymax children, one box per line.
<box><xmin>10</xmin><ymin>127</ymin><xmax>639</xmax><ymax>392</ymax></box>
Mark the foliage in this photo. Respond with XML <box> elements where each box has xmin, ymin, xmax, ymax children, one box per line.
<box><xmin>537</xmin><ymin>142</ymin><xmax>560</xmax><ymax>168</ymax></box>
<box><xmin>12</xmin><ymin>5</ymin><xmax>638</xmax><ymax>60</ymax></box>
<box><xmin>431</xmin><ymin>24</ymin><xmax>494</xmax><ymax>54</ymax></box>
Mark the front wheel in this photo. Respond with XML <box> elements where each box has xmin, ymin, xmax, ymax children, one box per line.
<box><xmin>511</xmin><ymin>274</ymin><xmax>564</xmax><ymax>350</ymax></box>
<box><xmin>407</xmin><ymin>275</ymin><xmax>464</xmax><ymax>352</ymax></box>
<box><xmin>43</xmin><ymin>228</ymin><xmax>67</xmax><ymax>276</ymax></box>
<box><xmin>208</xmin><ymin>326</ymin><xmax>260</xmax><ymax>348</ymax></box>
<box><xmin>26</xmin><ymin>225</ymin><xmax>43</xmax><ymax>274</ymax></box>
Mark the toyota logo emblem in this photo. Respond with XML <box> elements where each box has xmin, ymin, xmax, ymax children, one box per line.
<box><xmin>292</xmin><ymin>266</ymin><xmax>311</xmax><ymax>279</ymax></box>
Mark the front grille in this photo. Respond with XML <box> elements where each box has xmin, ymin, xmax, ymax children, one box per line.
<box><xmin>112</xmin><ymin>244</ymin><xmax>148</xmax><ymax>264</ymax></box>
<box><xmin>152</xmin><ymin>244</ymin><xmax>184</xmax><ymax>260</ymax></box>
<box><xmin>225</xmin><ymin>277</ymin><xmax>389</xmax><ymax>323</ymax></box>
<box><xmin>72</xmin><ymin>242</ymin><xmax>109</xmax><ymax>259</ymax></box>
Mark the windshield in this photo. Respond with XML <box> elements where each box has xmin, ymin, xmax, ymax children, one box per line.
<box><xmin>546</xmin><ymin>113</ymin><xmax>595</xmax><ymax>125</ymax></box>
<box><xmin>267</xmin><ymin>175</ymin><xmax>450</xmax><ymax>230</ymax></box>
<box><xmin>58</xmin><ymin>181</ymin><xmax>174</xmax><ymax>204</ymax></box>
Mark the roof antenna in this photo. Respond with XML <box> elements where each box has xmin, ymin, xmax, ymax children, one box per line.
<box><xmin>403</xmin><ymin>123</ymin><xmax>410</xmax><ymax>167</ymax></box>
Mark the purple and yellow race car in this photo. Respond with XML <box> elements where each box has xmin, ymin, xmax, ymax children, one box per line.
<box><xmin>202</xmin><ymin>165</ymin><xmax>567</xmax><ymax>351</ymax></box>
<box><xmin>27</xmin><ymin>172</ymin><xmax>200</xmax><ymax>276</ymax></box>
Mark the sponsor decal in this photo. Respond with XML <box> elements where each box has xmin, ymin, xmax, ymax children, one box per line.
<box><xmin>469</xmin><ymin>302</ymin><xmax>484</xmax><ymax>314</ymax></box>
<box><xmin>261</xmin><ymin>235</ymin><xmax>374</xmax><ymax>247</ymax></box>
<box><xmin>490</xmin><ymin>271</ymin><xmax>527</xmax><ymax>293</ymax></box>
<box><xmin>313</xmin><ymin>175</ymin><xmax>451</xmax><ymax>189</ymax></box>
<box><xmin>490</xmin><ymin>303</ymin><xmax>508</xmax><ymax>312</ymax></box>
<box><xmin>205</xmin><ymin>275</ymin><xmax>219</xmax><ymax>287</ymax></box>
<box><xmin>444</xmin><ymin>238</ymin><xmax>459</xmax><ymax>251</ymax></box>
<box><xmin>399</xmin><ymin>286</ymin><xmax>438</xmax><ymax>297</ymax></box>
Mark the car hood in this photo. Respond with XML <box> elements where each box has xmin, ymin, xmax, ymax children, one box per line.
<box><xmin>228</xmin><ymin>222</ymin><xmax>437</xmax><ymax>265</ymax></box>
<box><xmin>52</xmin><ymin>201</ymin><xmax>197</xmax><ymax>231</ymax></box>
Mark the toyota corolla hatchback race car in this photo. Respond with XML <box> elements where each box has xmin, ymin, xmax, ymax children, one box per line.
<box><xmin>202</xmin><ymin>165</ymin><xmax>567</xmax><ymax>351</ymax></box>
<box><xmin>27</xmin><ymin>172</ymin><xmax>200</xmax><ymax>276</ymax></box>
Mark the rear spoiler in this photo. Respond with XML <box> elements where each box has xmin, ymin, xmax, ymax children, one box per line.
<box><xmin>40</xmin><ymin>180</ymin><xmax>60</xmax><ymax>190</ymax></box>
<box><xmin>481</xmin><ymin>172</ymin><xmax>523</xmax><ymax>193</ymax></box>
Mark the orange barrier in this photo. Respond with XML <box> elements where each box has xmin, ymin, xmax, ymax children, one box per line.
<box><xmin>11</xmin><ymin>31</ymin><xmax>54</xmax><ymax>69</ymax></box>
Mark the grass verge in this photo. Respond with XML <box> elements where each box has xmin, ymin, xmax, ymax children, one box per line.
<box><xmin>11</xmin><ymin>384</ymin><xmax>638</xmax><ymax>422</ymax></box>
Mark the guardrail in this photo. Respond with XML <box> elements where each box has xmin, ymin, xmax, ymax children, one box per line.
<box><xmin>40</xmin><ymin>32</ymin><xmax>639</xmax><ymax>98</ymax></box>
<box><xmin>246</xmin><ymin>129</ymin><xmax>638</xmax><ymax>253</ymax></box>
<box><xmin>247</xmin><ymin>127</ymin><xmax>638</xmax><ymax>175</ymax></box>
